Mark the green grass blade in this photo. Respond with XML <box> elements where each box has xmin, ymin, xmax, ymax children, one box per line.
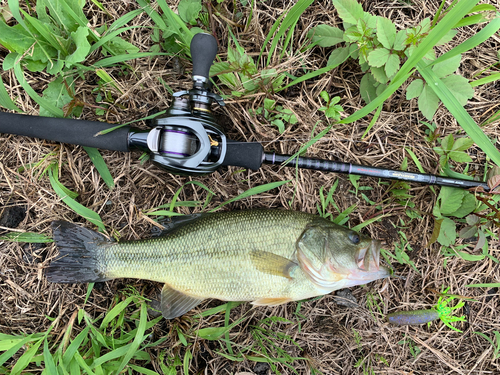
<box><xmin>82</xmin><ymin>147</ymin><xmax>115</xmax><ymax>189</ymax></box>
<box><xmin>454</xmin><ymin>13</ymin><xmax>487</xmax><ymax>28</ymax></box>
<box><xmin>43</xmin><ymin>338</ymin><xmax>57</xmax><ymax>375</ymax></box>
<box><xmin>0</xmin><ymin>232</ymin><xmax>53</xmax><ymax>242</ymax></box>
<box><xmin>224</xmin><ymin>302</ymin><xmax>236</xmax><ymax>355</ymax></box>
<box><xmin>279</xmin><ymin>54</ymin><xmax>350</xmax><ymax>92</ymax></box>
<box><xmin>128</xmin><ymin>365</ymin><xmax>159</xmax><ymax>375</ymax></box>
<box><xmin>8</xmin><ymin>0</ymin><xmax>29</xmax><ymax>32</ymax></box>
<box><xmin>62</xmin><ymin>327</ymin><xmax>90</xmax><ymax>368</ymax></box>
<box><xmin>264</xmin><ymin>0</ymin><xmax>314</xmax><ymax>66</ymax></box>
<box><xmin>136</xmin><ymin>0</ymin><xmax>167</xmax><ymax>29</ymax></box>
<box><xmin>339</xmin><ymin>72</ymin><xmax>412</xmax><ymax>124</ymax></box>
<box><xmin>93</xmin><ymin>52</ymin><xmax>170</xmax><ymax>68</ymax></box>
<box><xmin>0</xmin><ymin>77</ymin><xmax>22</xmax><ymax>112</ymax></box>
<box><xmin>417</xmin><ymin>61</ymin><xmax>500</xmax><ymax>167</ymax></box>
<box><xmin>22</xmin><ymin>10</ymin><xmax>64</xmax><ymax>53</ymax></box>
<box><xmin>361</xmin><ymin>104</ymin><xmax>383</xmax><ymax>139</ymax></box>
<box><xmin>429</xmin><ymin>15</ymin><xmax>500</xmax><ymax>68</ymax></box>
<box><xmin>73</xmin><ymin>351</ymin><xmax>96</xmax><ymax>375</ymax></box>
<box><xmin>10</xmin><ymin>337</ymin><xmax>44</xmax><ymax>375</ymax></box>
<box><xmin>90</xmin><ymin>25</ymin><xmax>144</xmax><ymax>53</ymax></box>
<box><xmin>258</xmin><ymin>13</ymin><xmax>285</xmax><ymax>65</ymax></box>
<box><xmin>405</xmin><ymin>148</ymin><xmax>427</xmax><ymax>174</ymax></box>
<box><xmin>156</xmin><ymin>0</ymin><xmax>192</xmax><ymax>48</ymax></box>
<box><xmin>115</xmin><ymin>303</ymin><xmax>149</xmax><ymax>374</ymax></box>
<box><xmin>467</xmin><ymin>282</ymin><xmax>500</xmax><ymax>288</ymax></box>
<box><xmin>352</xmin><ymin>213</ymin><xmax>391</xmax><ymax>231</ymax></box>
<box><xmin>13</xmin><ymin>63</ymin><xmax>64</xmax><ymax>117</ymax></box>
<box><xmin>48</xmin><ymin>164</ymin><xmax>106</xmax><ymax>232</ymax></box>
<box><xmin>87</xmin><ymin>8</ymin><xmax>143</xmax><ymax>54</ymax></box>
<box><xmin>211</xmin><ymin>180</ymin><xmax>291</xmax><ymax>211</ymax></box>
<box><xmin>99</xmin><ymin>296</ymin><xmax>136</xmax><ymax>330</ymax></box>
<box><xmin>470</xmin><ymin>72</ymin><xmax>500</xmax><ymax>88</ymax></box>
<box><xmin>0</xmin><ymin>334</ymin><xmax>41</xmax><ymax>367</ymax></box>
<box><xmin>108</xmin><ymin>8</ymin><xmax>143</xmax><ymax>32</ymax></box>
<box><xmin>281</xmin><ymin>121</ymin><xmax>333</xmax><ymax>165</ymax></box>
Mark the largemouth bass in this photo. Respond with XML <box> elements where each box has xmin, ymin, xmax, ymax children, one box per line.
<box><xmin>47</xmin><ymin>209</ymin><xmax>390</xmax><ymax>319</ymax></box>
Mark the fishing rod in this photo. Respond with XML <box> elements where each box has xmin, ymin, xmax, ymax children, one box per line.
<box><xmin>0</xmin><ymin>33</ymin><xmax>490</xmax><ymax>191</ymax></box>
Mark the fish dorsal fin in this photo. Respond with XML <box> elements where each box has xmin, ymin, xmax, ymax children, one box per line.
<box><xmin>249</xmin><ymin>250</ymin><xmax>298</xmax><ymax>280</ymax></box>
<box><xmin>252</xmin><ymin>297</ymin><xmax>292</xmax><ymax>306</ymax></box>
<box><xmin>153</xmin><ymin>213</ymin><xmax>207</xmax><ymax>237</ymax></box>
<box><xmin>161</xmin><ymin>284</ymin><xmax>205</xmax><ymax>319</ymax></box>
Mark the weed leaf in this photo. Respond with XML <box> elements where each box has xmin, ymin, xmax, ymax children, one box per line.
<box><xmin>309</xmin><ymin>25</ymin><xmax>344</xmax><ymax>47</ymax></box>
<box><xmin>40</xmin><ymin>77</ymin><xmax>73</xmax><ymax>117</ymax></box>
<box><xmin>178</xmin><ymin>0</ymin><xmax>202</xmax><ymax>25</ymax></box>
<box><xmin>418</xmin><ymin>83</ymin><xmax>440</xmax><ymax>120</ymax></box>
<box><xmin>327</xmin><ymin>45</ymin><xmax>350</xmax><ymax>66</ymax></box>
<box><xmin>438</xmin><ymin>187</ymin><xmax>465</xmax><ymax>215</ymax></box>
<box><xmin>376</xmin><ymin>16</ymin><xmax>396</xmax><ymax>48</ymax></box>
<box><xmin>0</xmin><ymin>76</ymin><xmax>22</xmax><ymax>112</ymax></box>
<box><xmin>367</xmin><ymin>48</ymin><xmax>390</xmax><ymax>67</ymax></box>
<box><xmin>432</xmin><ymin>54</ymin><xmax>462</xmax><ymax>78</ymax></box>
<box><xmin>451</xmin><ymin>193</ymin><xmax>476</xmax><ymax>218</ymax></box>
<box><xmin>441</xmin><ymin>75</ymin><xmax>474</xmax><ymax>106</ymax></box>
<box><xmin>385</xmin><ymin>54</ymin><xmax>400</xmax><ymax>78</ymax></box>
<box><xmin>332</xmin><ymin>0</ymin><xmax>365</xmax><ymax>24</ymax></box>
<box><xmin>360</xmin><ymin>73</ymin><xmax>377</xmax><ymax>103</ymax></box>
<box><xmin>406</xmin><ymin>79</ymin><xmax>423</xmax><ymax>100</ymax></box>
<box><xmin>437</xmin><ymin>217</ymin><xmax>457</xmax><ymax>246</ymax></box>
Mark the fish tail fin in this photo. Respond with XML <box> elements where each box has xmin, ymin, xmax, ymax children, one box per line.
<box><xmin>47</xmin><ymin>221</ymin><xmax>111</xmax><ymax>283</ymax></box>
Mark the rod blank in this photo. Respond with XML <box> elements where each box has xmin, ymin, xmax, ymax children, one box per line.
<box><xmin>263</xmin><ymin>152</ymin><xmax>489</xmax><ymax>191</ymax></box>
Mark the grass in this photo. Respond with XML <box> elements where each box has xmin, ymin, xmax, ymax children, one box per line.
<box><xmin>1</xmin><ymin>0</ymin><xmax>500</xmax><ymax>374</ymax></box>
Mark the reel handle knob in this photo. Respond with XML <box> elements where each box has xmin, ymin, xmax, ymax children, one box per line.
<box><xmin>190</xmin><ymin>33</ymin><xmax>217</xmax><ymax>86</ymax></box>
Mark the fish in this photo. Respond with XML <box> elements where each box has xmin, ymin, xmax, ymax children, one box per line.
<box><xmin>47</xmin><ymin>209</ymin><xmax>390</xmax><ymax>319</ymax></box>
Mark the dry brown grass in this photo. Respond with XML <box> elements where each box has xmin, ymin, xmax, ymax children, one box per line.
<box><xmin>1</xmin><ymin>0</ymin><xmax>500</xmax><ymax>374</ymax></box>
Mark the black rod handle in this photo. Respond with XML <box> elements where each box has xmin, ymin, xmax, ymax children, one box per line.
<box><xmin>264</xmin><ymin>152</ymin><xmax>490</xmax><ymax>191</ymax></box>
<box><xmin>190</xmin><ymin>33</ymin><xmax>218</xmax><ymax>82</ymax></box>
<box><xmin>0</xmin><ymin>111</ymin><xmax>131</xmax><ymax>152</ymax></box>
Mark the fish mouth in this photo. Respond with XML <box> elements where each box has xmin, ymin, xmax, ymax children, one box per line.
<box><xmin>350</xmin><ymin>240</ymin><xmax>390</xmax><ymax>281</ymax></box>
<box><xmin>367</xmin><ymin>239</ymin><xmax>381</xmax><ymax>272</ymax></box>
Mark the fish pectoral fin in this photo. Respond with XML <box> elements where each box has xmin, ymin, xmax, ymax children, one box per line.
<box><xmin>161</xmin><ymin>284</ymin><xmax>204</xmax><ymax>319</ymax></box>
<box><xmin>252</xmin><ymin>297</ymin><xmax>292</xmax><ymax>306</ymax></box>
<box><xmin>249</xmin><ymin>250</ymin><xmax>298</xmax><ymax>280</ymax></box>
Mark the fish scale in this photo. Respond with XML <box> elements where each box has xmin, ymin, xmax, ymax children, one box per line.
<box><xmin>103</xmin><ymin>210</ymin><xmax>316</xmax><ymax>301</ymax></box>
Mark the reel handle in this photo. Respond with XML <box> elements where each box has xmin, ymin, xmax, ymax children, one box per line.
<box><xmin>190</xmin><ymin>33</ymin><xmax>218</xmax><ymax>86</ymax></box>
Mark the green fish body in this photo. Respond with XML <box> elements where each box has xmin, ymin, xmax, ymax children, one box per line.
<box><xmin>48</xmin><ymin>209</ymin><xmax>389</xmax><ymax>319</ymax></box>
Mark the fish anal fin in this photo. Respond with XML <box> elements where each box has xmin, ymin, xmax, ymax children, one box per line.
<box><xmin>161</xmin><ymin>284</ymin><xmax>204</xmax><ymax>319</ymax></box>
<box><xmin>249</xmin><ymin>250</ymin><xmax>297</xmax><ymax>280</ymax></box>
<box><xmin>252</xmin><ymin>297</ymin><xmax>292</xmax><ymax>306</ymax></box>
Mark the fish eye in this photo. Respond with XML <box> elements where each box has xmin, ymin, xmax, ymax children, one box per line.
<box><xmin>348</xmin><ymin>232</ymin><xmax>360</xmax><ymax>244</ymax></box>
